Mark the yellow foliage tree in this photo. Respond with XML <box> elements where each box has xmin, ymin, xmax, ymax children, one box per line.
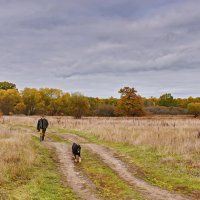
<box><xmin>0</xmin><ymin>89</ymin><xmax>22</xmax><ymax>115</ymax></box>
<box><xmin>69</xmin><ymin>93</ymin><xmax>89</xmax><ymax>118</ymax></box>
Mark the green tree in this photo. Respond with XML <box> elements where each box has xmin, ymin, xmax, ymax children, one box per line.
<box><xmin>158</xmin><ymin>93</ymin><xmax>177</xmax><ymax>107</ymax></box>
<box><xmin>116</xmin><ymin>87</ymin><xmax>144</xmax><ymax>116</ymax></box>
<box><xmin>187</xmin><ymin>103</ymin><xmax>200</xmax><ymax>117</ymax></box>
<box><xmin>0</xmin><ymin>81</ymin><xmax>16</xmax><ymax>90</ymax></box>
<box><xmin>69</xmin><ymin>93</ymin><xmax>89</xmax><ymax>119</ymax></box>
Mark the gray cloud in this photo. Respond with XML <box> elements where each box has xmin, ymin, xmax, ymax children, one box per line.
<box><xmin>0</xmin><ymin>0</ymin><xmax>199</xmax><ymax>97</ymax></box>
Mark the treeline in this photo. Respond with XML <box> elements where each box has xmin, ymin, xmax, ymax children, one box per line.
<box><xmin>144</xmin><ymin>93</ymin><xmax>200</xmax><ymax>116</ymax></box>
<box><xmin>0</xmin><ymin>81</ymin><xmax>200</xmax><ymax>118</ymax></box>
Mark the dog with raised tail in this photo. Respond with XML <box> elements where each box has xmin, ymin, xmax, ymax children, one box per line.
<box><xmin>72</xmin><ymin>143</ymin><xmax>82</xmax><ymax>163</ymax></box>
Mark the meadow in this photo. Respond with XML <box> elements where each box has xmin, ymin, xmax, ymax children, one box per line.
<box><xmin>3</xmin><ymin>115</ymin><xmax>200</xmax><ymax>155</ymax></box>
<box><xmin>0</xmin><ymin>115</ymin><xmax>200</xmax><ymax>199</ymax></box>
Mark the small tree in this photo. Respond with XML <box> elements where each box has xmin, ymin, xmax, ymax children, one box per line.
<box><xmin>187</xmin><ymin>103</ymin><xmax>200</xmax><ymax>117</ymax></box>
<box><xmin>116</xmin><ymin>87</ymin><xmax>145</xmax><ymax>116</ymax></box>
<box><xmin>69</xmin><ymin>93</ymin><xmax>89</xmax><ymax>119</ymax></box>
<box><xmin>0</xmin><ymin>81</ymin><xmax>16</xmax><ymax>90</ymax></box>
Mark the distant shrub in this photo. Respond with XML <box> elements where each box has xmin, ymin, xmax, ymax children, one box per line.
<box><xmin>187</xmin><ymin>103</ymin><xmax>200</xmax><ymax>117</ymax></box>
<box><xmin>96</xmin><ymin>105</ymin><xmax>115</xmax><ymax>117</ymax></box>
<box><xmin>145</xmin><ymin>106</ymin><xmax>187</xmax><ymax>115</ymax></box>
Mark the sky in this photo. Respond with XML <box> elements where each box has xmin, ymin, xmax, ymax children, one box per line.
<box><xmin>0</xmin><ymin>0</ymin><xmax>199</xmax><ymax>98</ymax></box>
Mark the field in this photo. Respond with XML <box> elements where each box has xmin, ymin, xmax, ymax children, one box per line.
<box><xmin>0</xmin><ymin>115</ymin><xmax>200</xmax><ymax>200</ymax></box>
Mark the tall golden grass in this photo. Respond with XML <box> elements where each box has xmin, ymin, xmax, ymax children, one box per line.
<box><xmin>2</xmin><ymin>115</ymin><xmax>200</xmax><ymax>155</ymax></box>
<box><xmin>0</xmin><ymin>125</ymin><xmax>35</xmax><ymax>186</ymax></box>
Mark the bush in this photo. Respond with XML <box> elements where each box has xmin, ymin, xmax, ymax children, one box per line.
<box><xmin>145</xmin><ymin>106</ymin><xmax>187</xmax><ymax>115</ymax></box>
<box><xmin>96</xmin><ymin>105</ymin><xmax>115</xmax><ymax>117</ymax></box>
<box><xmin>187</xmin><ymin>103</ymin><xmax>200</xmax><ymax>117</ymax></box>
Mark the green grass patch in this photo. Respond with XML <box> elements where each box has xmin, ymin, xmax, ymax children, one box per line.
<box><xmin>112</xmin><ymin>144</ymin><xmax>200</xmax><ymax>193</ymax></box>
<box><xmin>48</xmin><ymin>132</ymin><xmax>70</xmax><ymax>144</ymax></box>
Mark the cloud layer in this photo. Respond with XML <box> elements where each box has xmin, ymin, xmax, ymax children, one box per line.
<box><xmin>0</xmin><ymin>0</ymin><xmax>199</xmax><ymax>97</ymax></box>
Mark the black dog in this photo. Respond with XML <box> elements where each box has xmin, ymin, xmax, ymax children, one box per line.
<box><xmin>72</xmin><ymin>143</ymin><xmax>81</xmax><ymax>162</ymax></box>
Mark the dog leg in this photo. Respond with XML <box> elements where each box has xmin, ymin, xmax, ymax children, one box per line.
<box><xmin>74</xmin><ymin>155</ymin><xmax>78</xmax><ymax>162</ymax></box>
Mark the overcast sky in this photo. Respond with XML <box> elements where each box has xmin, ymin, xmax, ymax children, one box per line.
<box><xmin>0</xmin><ymin>0</ymin><xmax>199</xmax><ymax>98</ymax></box>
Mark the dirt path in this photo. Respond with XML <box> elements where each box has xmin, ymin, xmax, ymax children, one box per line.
<box><xmin>61</xmin><ymin>132</ymin><xmax>191</xmax><ymax>200</ymax></box>
<box><xmin>84</xmin><ymin>144</ymin><xmax>190</xmax><ymax>200</ymax></box>
<box><xmin>31</xmin><ymin>130</ymin><xmax>191</xmax><ymax>200</ymax></box>
<box><xmin>47</xmin><ymin>142</ymin><xmax>101</xmax><ymax>200</ymax></box>
<box><xmin>61</xmin><ymin>133</ymin><xmax>88</xmax><ymax>143</ymax></box>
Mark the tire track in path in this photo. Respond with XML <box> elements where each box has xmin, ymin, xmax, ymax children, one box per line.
<box><xmin>47</xmin><ymin>142</ymin><xmax>101</xmax><ymax>200</ymax></box>
<box><xmin>84</xmin><ymin>144</ymin><xmax>190</xmax><ymax>200</ymax></box>
<box><xmin>62</xmin><ymin>132</ymin><xmax>191</xmax><ymax>200</ymax></box>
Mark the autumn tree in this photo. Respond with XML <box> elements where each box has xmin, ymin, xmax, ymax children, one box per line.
<box><xmin>116</xmin><ymin>87</ymin><xmax>144</xmax><ymax>116</ymax></box>
<box><xmin>22</xmin><ymin>88</ymin><xmax>42</xmax><ymax>115</ymax></box>
<box><xmin>87</xmin><ymin>97</ymin><xmax>101</xmax><ymax>116</ymax></box>
<box><xmin>62</xmin><ymin>93</ymin><xmax>71</xmax><ymax>115</ymax></box>
<box><xmin>14</xmin><ymin>102</ymin><xmax>26</xmax><ymax>114</ymax></box>
<box><xmin>0</xmin><ymin>89</ymin><xmax>22</xmax><ymax>115</ymax></box>
<box><xmin>0</xmin><ymin>81</ymin><xmax>16</xmax><ymax>90</ymax></box>
<box><xmin>68</xmin><ymin>93</ymin><xmax>89</xmax><ymax>119</ymax></box>
<box><xmin>39</xmin><ymin>88</ymin><xmax>64</xmax><ymax>115</ymax></box>
<box><xmin>187</xmin><ymin>103</ymin><xmax>200</xmax><ymax>117</ymax></box>
<box><xmin>176</xmin><ymin>98</ymin><xmax>188</xmax><ymax>108</ymax></box>
<box><xmin>48</xmin><ymin>92</ymin><xmax>70</xmax><ymax>116</ymax></box>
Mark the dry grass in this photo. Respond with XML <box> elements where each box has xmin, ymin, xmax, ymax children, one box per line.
<box><xmin>2</xmin><ymin>115</ymin><xmax>200</xmax><ymax>155</ymax></box>
<box><xmin>0</xmin><ymin>125</ymin><xmax>35</xmax><ymax>186</ymax></box>
<box><xmin>1</xmin><ymin>115</ymin><xmax>200</xmax><ymax>197</ymax></box>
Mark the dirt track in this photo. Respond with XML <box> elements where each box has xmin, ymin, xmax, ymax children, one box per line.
<box><xmin>84</xmin><ymin>144</ymin><xmax>189</xmax><ymax>200</ymax></box>
<box><xmin>48</xmin><ymin>142</ymin><xmax>101</xmax><ymax>200</ymax></box>
<box><xmin>4</xmin><ymin>124</ymin><xmax>195</xmax><ymax>199</ymax></box>
<box><xmin>57</xmin><ymin>132</ymin><xmax>191</xmax><ymax>200</ymax></box>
